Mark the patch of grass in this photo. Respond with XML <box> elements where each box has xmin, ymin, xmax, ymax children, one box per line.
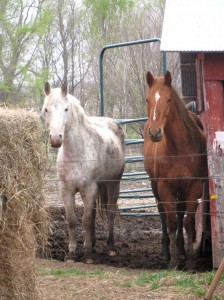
<box><xmin>135</xmin><ymin>270</ymin><xmax>170</xmax><ymax>288</ymax></box>
<box><xmin>113</xmin><ymin>279</ymin><xmax>133</xmax><ymax>288</ymax></box>
<box><xmin>37</xmin><ymin>261</ymin><xmax>224</xmax><ymax>299</ymax></box>
<box><xmin>175</xmin><ymin>273</ymin><xmax>205</xmax><ymax>296</ymax></box>
<box><xmin>135</xmin><ymin>269</ymin><xmax>224</xmax><ymax>298</ymax></box>
<box><xmin>37</xmin><ymin>266</ymin><xmax>106</xmax><ymax>278</ymax></box>
<box><xmin>176</xmin><ymin>270</ymin><xmax>224</xmax><ymax>295</ymax></box>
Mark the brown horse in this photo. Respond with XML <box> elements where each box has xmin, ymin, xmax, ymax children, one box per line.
<box><xmin>143</xmin><ymin>71</ymin><xmax>207</xmax><ymax>270</ymax></box>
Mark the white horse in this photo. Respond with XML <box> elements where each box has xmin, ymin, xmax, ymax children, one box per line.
<box><xmin>41</xmin><ymin>82</ymin><xmax>125</xmax><ymax>263</ymax></box>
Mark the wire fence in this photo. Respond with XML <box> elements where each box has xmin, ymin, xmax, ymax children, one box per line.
<box><xmin>43</xmin><ymin>144</ymin><xmax>222</xmax><ymax>214</ymax></box>
<box><xmin>42</xmin><ymin>137</ymin><xmax>224</xmax><ymax>258</ymax></box>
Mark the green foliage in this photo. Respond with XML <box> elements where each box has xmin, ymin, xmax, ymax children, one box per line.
<box><xmin>15</xmin><ymin>8</ymin><xmax>53</xmax><ymax>37</ymax></box>
<box><xmin>0</xmin><ymin>0</ymin><xmax>53</xmax><ymax>103</ymax></box>
<box><xmin>33</xmin><ymin>8</ymin><xmax>53</xmax><ymax>35</ymax></box>
<box><xmin>84</xmin><ymin>0</ymin><xmax>135</xmax><ymax>35</ymax></box>
<box><xmin>26</xmin><ymin>69</ymin><xmax>52</xmax><ymax>108</ymax></box>
<box><xmin>85</xmin><ymin>0</ymin><xmax>134</xmax><ymax>19</ymax></box>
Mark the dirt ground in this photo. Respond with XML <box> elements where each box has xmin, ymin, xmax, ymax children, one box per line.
<box><xmin>43</xmin><ymin>150</ymin><xmax>212</xmax><ymax>271</ymax></box>
<box><xmin>43</xmin><ymin>205</ymin><xmax>212</xmax><ymax>272</ymax></box>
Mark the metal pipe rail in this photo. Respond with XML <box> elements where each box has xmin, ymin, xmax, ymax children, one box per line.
<box><xmin>125</xmin><ymin>156</ymin><xmax>144</xmax><ymax>163</ymax></box>
<box><xmin>99</xmin><ymin>38</ymin><xmax>166</xmax><ymax>116</ymax></box>
<box><xmin>120</xmin><ymin>204</ymin><xmax>157</xmax><ymax>210</ymax></box>
<box><xmin>120</xmin><ymin>188</ymin><xmax>152</xmax><ymax>193</ymax></box>
<box><xmin>119</xmin><ymin>194</ymin><xmax>154</xmax><ymax>199</ymax></box>
<box><xmin>117</xmin><ymin>117</ymin><xmax>147</xmax><ymax>125</ymax></box>
<box><xmin>99</xmin><ymin>38</ymin><xmax>166</xmax><ymax>217</ymax></box>
<box><xmin>120</xmin><ymin>212</ymin><xmax>160</xmax><ymax>217</ymax></box>
<box><xmin>120</xmin><ymin>204</ymin><xmax>159</xmax><ymax>217</ymax></box>
<box><xmin>125</xmin><ymin>139</ymin><xmax>144</xmax><ymax>145</ymax></box>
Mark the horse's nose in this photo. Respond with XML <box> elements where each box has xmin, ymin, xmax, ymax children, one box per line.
<box><xmin>148</xmin><ymin>127</ymin><xmax>162</xmax><ymax>142</ymax></box>
<box><xmin>49</xmin><ymin>134</ymin><xmax>63</xmax><ymax>148</ymax></box>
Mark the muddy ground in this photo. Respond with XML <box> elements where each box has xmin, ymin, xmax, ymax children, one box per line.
<box><xmin>42</xmin><ymin>145</ymin><xmax>212</xmax><ymax>272</ymax></box>
<box><xmin>43</xmin><ymin>205</ymin><xmax>212</xmax><ymax>272</ymax></box>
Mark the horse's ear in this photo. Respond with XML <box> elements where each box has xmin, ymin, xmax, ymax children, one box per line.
<box><xmin>164</xmin><ymin>71</ymin><xmax>172</xmax><ymax>86</ymax></box>
<box><xmin>146</xmin><ymin>71</ymin><xmax>154</xmax><ymax>87</ymax></box>
<box><xmin>44</xmin><ymin>82</ymin><xmax>51</xmax><ymax>95</ymax></box>
<box><xmin>61</xmin><ymin>82</ymin><xmax>67</xmax><ymax>97</ymax></box>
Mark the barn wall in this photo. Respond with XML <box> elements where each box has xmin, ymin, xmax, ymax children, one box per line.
<box><xmin>202</xmin><ymin>53</ymin><xmax>224</xmax><ymax>268</ymax></box>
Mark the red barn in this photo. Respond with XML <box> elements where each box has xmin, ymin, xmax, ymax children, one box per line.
<box><xmin>161</xmin><ymin>0</ymin><xmax>224</xmax><ymax>268</ymax></box>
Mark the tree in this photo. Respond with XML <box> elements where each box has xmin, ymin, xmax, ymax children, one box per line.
<box><xmin>36</xmin><ymin>0</ymin><xmax>92</xmax><ymax>107</ymax></box>
<box><xmin>83</xmin><ymin>0</ymin><xmax>167</xmax><ymax>120</ymax></box>
<box><xmin>0</xmin><ymin>0</ymin><xmax>51</xmax><ymax>103</ymax></box>
<box><xmin>0</xmin><ymin>0</ymin><xmax>181</xmax><ymax>119</ymax></box>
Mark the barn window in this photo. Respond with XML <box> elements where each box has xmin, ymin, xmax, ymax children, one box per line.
<box><xmin>180</xmin><ymin>53</ymin><xmax>197</xmax><ymax>107</ymax></box>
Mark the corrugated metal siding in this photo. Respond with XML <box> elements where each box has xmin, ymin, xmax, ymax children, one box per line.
<box><xmin>181</xmin><ymin>69</ymin><xmax>197</xmax><ymax>97</ymax></box>
<box><xmin>180</xmin><ymin>53</ymin><xmax>197</xmax><ymax>64</ymax></box>
<box><xmin>180</xmin><ymin>53</ymin><xmax>197</xmax><ymax>104</ymax></box>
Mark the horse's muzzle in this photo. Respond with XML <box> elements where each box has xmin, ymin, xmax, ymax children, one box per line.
<box><xmin>148</xmin><ymin>127</ymin><xmax>163</xmax><ymax>142</ymax></box>
<box><xmin>50</xmin><ymin>134</ymin><xmax>63</xmax><ymax>148</ymax></box>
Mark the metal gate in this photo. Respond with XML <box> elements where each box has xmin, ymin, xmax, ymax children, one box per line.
<box><xmin>99</xmin><ymin>38</ymin><xmax>166</xmax><ymax>216</ymax></box>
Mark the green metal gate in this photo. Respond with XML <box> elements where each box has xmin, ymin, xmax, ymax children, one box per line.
<box><xmin>99</xmin><ymin>38</ymin><xmax>166</xmax><ymax>216</ymax></box>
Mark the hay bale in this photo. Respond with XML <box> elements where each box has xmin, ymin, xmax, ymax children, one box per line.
<box><xmin>0</xmin><ymin>108</ymin><xmax>47</xmax><ymax>300</ymax></box>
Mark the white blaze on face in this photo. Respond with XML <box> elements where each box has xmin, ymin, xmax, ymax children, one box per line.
<box><xmin>153</xmin><ymin>91</ymin><xmax>160</xmax><ymax>120</ymax></box>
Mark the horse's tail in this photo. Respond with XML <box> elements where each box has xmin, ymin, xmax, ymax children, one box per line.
<box><xmin>97</xmin><ymin>184</ymin><xmax>120</xmax><ymax>223</ymax></box>
<box><xmin>97</xmin><ymin>185</ymin><xmax>108</xmax><ymax>221</ymax></box>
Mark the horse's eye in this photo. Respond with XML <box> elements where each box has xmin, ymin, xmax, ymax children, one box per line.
<box><xmin>65</xmin><ymin>108</ymin><xmax>68</xmax><ymax>112</ymax></box>
<box><xmin>168</xmin><ymin>98</ymin><xmax>171</xmax><ymax>103</ymax></box>
<box><xmin>45</xmin><ymin>108</ymin><xmax>48</xmax><ymax>112</ymax></box>
<box><xmin>146</xmin><ymin>98</ymin><xmax>149</xmax><ymax>103</ymax></box>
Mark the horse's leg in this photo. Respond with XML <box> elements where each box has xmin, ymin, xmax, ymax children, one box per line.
<box><xmin>60</xmin><ymin>185</ymin><xmax>77</xmax><ymax>261</ymax></box>
<box><xmin>176</xmin><ymin>198</ymin><xmax>186</xmax><ymax>263</ymax></box>
<box><xmin>158</xmin><ymin>201</ymin><xmax>170</xmax><ymax>261</ymax></box>
<box><xmin>91</xmin><ymin>200</ymin><xmax>96</xmax><ymax>251</ymax></box>
<box><xmin>184</xmin><ymin>181</ymin><xmax>203</xmax><ymax>271</ymax></box>
<box><xmin>106</xmin><ymin>181</ymin><xmax>120</xmax><ymax>256</ymax></box>
<box><xmin>158</xmin><ymin>181</ymin><xmax>178</xmax><ymax>269</ymax></box>
<box><xmin>151</xmin><ymin>180</ymin><xmax>170</xmax><ymax>261</ymax></box>
<box><xmin>81</xmin><ymin>183</ymin><xmax>98</xmax><ymax>263</ymax></box>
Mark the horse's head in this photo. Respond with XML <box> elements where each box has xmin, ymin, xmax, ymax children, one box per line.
<box><xmin>41</xmin><ymin>82</ymin><xmax>69</xmax><ymax>148</ymax></box>
<box><xmin>145</xmin><ymin>71</ymin><xmax>173</xmax><ymax>142</ymax></box>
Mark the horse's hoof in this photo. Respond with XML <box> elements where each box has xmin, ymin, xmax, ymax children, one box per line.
<box><xmin>183</xmin><ymin>265</ymin><xmax>197</xmax><ymax>273</ymax></box>
<box><xmin>186</xmin><ymin>268</ymin><xmax>197</xmax><ymax>274</ymax></box>
<box><xmin>65</xmin><ymin>259</ymin><xmax>76</xmax><ymax>266</ymax></box>
<box><xmin>159</xmin><ymin>253</ymin><xmax>170</xmax><ymax>262</ymax></box>
<box><xmin>184</xmin><ymin>262</ymin><xmax>197</xmax><ymax>273</ymax></box>
<box><xmin>91</xmin><ymin>247</ymin><xmax>96</xmax><ymax>254</ymax></box>
<box><xmin>107</xmin><ymin>250</ymin><xmax>117</xmax><ymax>257</ymax></box>
<box><xmin>177</xmin><ymin>254</ymin><xmax>186</xmax><ymax>264</ymax></box>
<box><xmin>168</xmin><ymin>260</ymin><xmax>178</xmax><ymax>270</ymax></box>
<box><xmin>85</xmin><ymin>258</ymin><xmax>95</xmax><ymax>264</ymax></box>
<box><xmin>66</xmin><ymin>252</ymin><xmax>77</xmax><ymax>262</ymax></box>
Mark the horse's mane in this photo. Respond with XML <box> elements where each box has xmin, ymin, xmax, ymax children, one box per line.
<box><xmin>68</xmin><ymin>94</ymin><xmax>88</xmax><ymax>124</ymax></box>
<box><xmin>170</xmin><ymin>86</ymin><xmax>201</xmax><ymax>142</ymax></box>
<box><xmin>68</xmin><ymin>94</ymin><xmax>96</xmax><ymax>135</ymax></box>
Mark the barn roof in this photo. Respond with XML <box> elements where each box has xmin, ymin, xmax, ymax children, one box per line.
<box><xmin>161</xmin><ymin>0</ymin><xmax>224</xmax><ymax>52</ymax></box>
